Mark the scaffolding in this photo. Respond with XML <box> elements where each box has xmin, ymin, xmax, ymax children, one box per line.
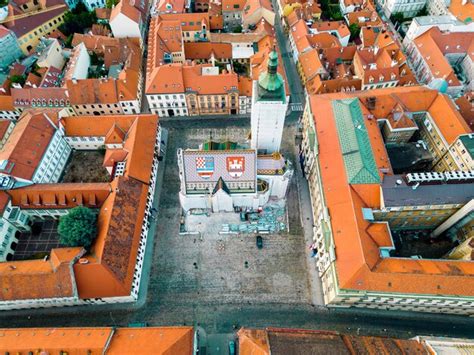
<box><xmin>219</xmin><ymin>206</ymin><xmax>287</xmax><ymax>235</ymax></box>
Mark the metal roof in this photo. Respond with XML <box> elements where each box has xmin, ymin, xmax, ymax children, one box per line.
<box><xmin>332</xmin><ymin>98</ymin><xmax>380</xmax><ymax>185</ymax></box>
<box><xmin>382</xmin><ymin>175</ymin><xmax>474</xmax><ymax>207</ymax></box>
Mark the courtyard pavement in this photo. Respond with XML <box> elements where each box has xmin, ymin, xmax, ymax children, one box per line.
<box><xmin>12</xmin><ymin>219</ymin><xmax>63</xmax><ymax>261</ymax></box>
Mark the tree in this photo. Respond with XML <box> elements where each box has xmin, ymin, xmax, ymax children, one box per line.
<box><xmin>106</xmin><ymin>0</ymin><xmax>118</xmax><ymax>8</ymax></box>
<box><xmin>232</xmin><ymin>25</ymin><xmax>243</xmax><ymax>33</ymax></box>
<box><xmin>59</xmin><ymin>3</ymin><xmax>97</xmax><ymax>36</ymax></box>
<box><xmin>58</xmin><ymin>207</ymin><xmax>97</xmax><ymax>249</ymax></box>
<box><xmin>349</xmin><ymin>23</ymin><xmax>361</xmax><ymax>42</ymax></box>
<box><xmin>416</xmin><ymin>6</ymin><xmax>428</xmax><ymax>17</ymax></box>
<box><xmin>390</xmin><ymin>12</ymin><xmax>405</xmax><ymax>25</ymax></box>
<box><xmin>9</xmin><ymin>75</ymin><xmax>25</xmax><ymax>87</ymax></box>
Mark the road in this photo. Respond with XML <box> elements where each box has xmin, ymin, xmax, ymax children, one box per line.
<box><xmin>271</xmin><ymin>0</ymin><xmax>306</xmax><ymax>107</ymax></box>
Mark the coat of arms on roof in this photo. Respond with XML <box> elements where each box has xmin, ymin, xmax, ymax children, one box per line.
<box><xmin>196</xmin><ymin>156</ymin><xmax>214</xmax><ymax>179</ymax></box>
<box><xmin>226</xmin><ymin>156</ymin><xmax>245</xmax><ymax>178</ymax></box>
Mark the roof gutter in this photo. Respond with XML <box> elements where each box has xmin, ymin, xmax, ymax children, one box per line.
<box><xmin>103</xmin><ymin>327</ymin><xmax>116</xmax><ymax>355</ymax></box>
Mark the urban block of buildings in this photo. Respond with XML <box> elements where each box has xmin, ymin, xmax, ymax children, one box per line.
<box><xmin>0</xmin><ymin>34</ymin><xmax>143</xmax><ymax>120</ymax></box>
<box><xmin>146</xmin><ymin>12</ymin><xmax>284</xmax><ymax>117</ymax></box>
<box><xmin>2</xmin><ymin>0</ymin><xmax>68</xmax><ymax>54</ymax></box>
<box><xmin>285</xmin><ymin>11</ymin><xmax>416</xmax><ymax>96</ymax></box>
<box><xmin>301</xmin><ymin>86</ymin><xmax>474</xmax><ymax>315</ymax></box>
<box><xmin>2</xmin><ymin>325</ymin><xmax>474</xmax><ymax>354</ymax></box>
<box><xmin>0</xmin><ymin>112</ymin><xmax>161</xmax><ymax>310</ymax></box>
<box><xmin>238</xmin><ymin>327</ymin><xmax>474</xmax><ymax>354</ymax></box>
<box><xmin>404</xmin><ymin>22</ymin><xmax>474</xmax><ymax>97</ymax></box>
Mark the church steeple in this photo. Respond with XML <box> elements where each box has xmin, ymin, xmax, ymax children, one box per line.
<box><xmin>256</xmin><ymin>48</ymin><xmax>285</xmax><ymax>102</ymax></box>
<box><xmin>267</xmin><ymin>48</ymin><xmax>278</xmax><ymax>74</ymax></box>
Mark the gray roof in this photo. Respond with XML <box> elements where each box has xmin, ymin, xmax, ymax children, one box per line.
<box><xmin>382</xmin><ymin>175</ymin><xmax>474</xmax><ymax>207</ymax></box>
<box><xmin>414</xmin><ymin>15</ymin><xmax>461</xmax><ymax>26</ymax></box>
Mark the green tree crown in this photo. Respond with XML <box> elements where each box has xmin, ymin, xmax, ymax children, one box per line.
<box><xmin>58</xmin><ymin>206</ymin><xmax>98</xmax><ymax>249</ymax></box>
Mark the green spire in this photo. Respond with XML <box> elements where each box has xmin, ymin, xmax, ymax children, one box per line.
<box><xmin>267</xmin><ymin>49</ymin><xmax>278</xmax><ymax>74</ymax></box>
<box><xmin>257</xmin><ymin>48</ymin><xmax>285</xmax><ymax>102</ymax></box>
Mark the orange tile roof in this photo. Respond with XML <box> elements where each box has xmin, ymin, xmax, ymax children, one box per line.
<box><xmin>353</xmin><ymin>48</ymin><xmax>400</xmax><ymax>84</ymax></box>
<box><xmin>146</xmin><ymin>63</ymin><xmax>185</xmax><ymax>94</ymax></box>
<box><xmin>95</xmin><ymin>7</ymin><xmax>111</xmax><ymax>19</ymax></box>
<box><xmin>156</xmin><ymin>0</ymin><xmax>186</xmax><ymax>13</ymax></box>
<box><xmin>107</xmin><ymin>327</ymin><xmax>194</xmax><ymax>354</ymax></box>
<box><xmin>455</xmin><ymin>94</ymin><xmax>474</xmax><ymax>131</ymax></box>
<box><xmin>159</xmin><ymin>12</ymin><xmax>210</xmax><ymax>31</ymax></box>
<box><xmin>210</xmin><ymin>11</ymin><xmax>224</xmax><ymax>30</ymax></box>
<box><xmin>0</xmin><ymin>113</ymin><xmax>158</xmax><ymax>302</ymax></box>
<box><xmin>448</xmin><ymin>0</ymin><xmax>474</xmax><ymax>22</ymax></box>
<box><xmin>74</xmin><ymin>176</ymin><xmax>149</xmax><ymax>298</ymax></box>
<box><xmin>413</xmin><ymin>27</ymin><xmax>473</xmax><ymax>86</ymax></box>
<box><xmin>309</xmin><ymin>86</ymin><xmax>474</xmax><ymax>297</ymax></box>
<box><xmin>306</xmin><ymin>75</ymin><xmax>361</xmax><ymax>94</ymax></box>
<box><xmin>346</xmin><ymin>9</ymin><xmax>381</xmax><ymax>26</ymax></box>
<box><xmin>0</xmin><ymin>119</ymin><xmax>12</xmax><ymax>141</ymax></box>
<box><xmin>7</xmin><ymin>183</ymin><xmax>111</xmax><ymax>210</ymax></box>
<box><xmin>0</xmin><ymin>326</ymin><xmax>195</xmax><ymax>354</ymax></box>
<box><xmin>67</xmin><ymin>36</ymin><xmax>141</xmax><ymax>105</ymax></box>
<box><xmin>298</xmin><ymin>48</ymin><xmax>324</xmax><ymax>81</ymax></box>
<box><xmin>0</xmin><ymin>247</ymin><xmax>82</xmax><ymax>301</ymax></box>
<box><xmin>222</xmin><ymin>0</ymin><xmax>246</xmax><ymax>11</ymax></box>
<box><xmin>0</xmin><ymin>327</ymin><xmax>112</xmax><ymax>353</ymax></box>
<box><xmin>105</xmin><ymin>123</ymin><xmax>126</xmax><ymax>144</ymax></box>
<box><xmin>290</xmin><ymin>19</ymin><xmax>309</xmax><ymax>50</ymax></box>
<box><xmin>238</xmin><ymin>76</ymin><xmax>253</xmax><ymax>96</ymax></box>
<box><xmin>0</xmin><ymin>111</ymin><xmax>56</xmax><ymax>180</ymax></box>
<box><xmin>62</xmin><ymin>114</ymin><xmax>158</xmax><ymax>183</ymax></box>
<box><xmin>146</xmin><ymin>17</ymin><xmax>184</xmax><ymax>91</ymax></box>
<box><xmin>238</xmin><ymin>327</ymin><xmax>428</xmax><ymax>355</ymax></box>
<box><xmin>311</xmin><ymin>21</ymin><xmax>350</xmax><ymax>38</ymax></box>
<box><xmin>306</xmin><ymin>32</ymin><xmax>341</xmax><ymax>49</ymax></box>
<box><xmin>0</xmin><ymin>94</ymin><xmax>14</xmax><ymax>111</ymax></box>
<box><xmin>112</xmin><ymin>0</ymin><xmax>146</xmax><ymax>21</ymax></box>
<box><xmin>122</xmin><ymin>115</ymin><xmax>159</xmax><ymax>184</ymax></box>
<box><xmin>242</xmin><ymin>0</ymin><xmax>273</xmax><ymax>18</ymax></box>
<box><xmin>61</xmin><ymin>115</ymin><xmax>140</xmax><ymax>137</ymax></box>
<box><xmin>251</xmin><ymin>17</ymin><xmax>275</xmax><ymax>37</ymax></box>
<box><xmin>184</xmin><ymin>42</ymin><xmax>232</xmax><ymax>60</ymax></box>
<box><xmin>427</xmin><ymin>93</ymin><xmax>470</xmax><ymax>144</ymax></box>
<box><xmin>237</xmin><ymin>328</ymin><xmax>270</xmax><ymax>355</ymax></box>
<box><xmin>182</xmin><ymin>64</ymin><xmax>239</xmax><ymax>95</ymax></box>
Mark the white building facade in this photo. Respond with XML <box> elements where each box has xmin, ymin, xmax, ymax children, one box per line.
<box><xmin>250</xmin><ymin>50</ymin><xmax>288</xmax><ymax>154</ymax></box>
<box><xmin>147</xmin><ymin>93</ymin><xmax>188</xmax><ymax>117</ymax></box>
<box><xmin>378</xmin><ymin>0</ymin><xmax>427</xmax><ymax>18</ymax></box>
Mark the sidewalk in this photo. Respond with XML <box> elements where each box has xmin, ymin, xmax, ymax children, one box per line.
<box><xmin>135</xmin><ymin>127</ymin><xmax>169</xmax><ymax>307</ymax></box>
<box><xmin>293</xmin><ymin>146</ymin><xmax>325</xmax><ymax>306</ymax></box>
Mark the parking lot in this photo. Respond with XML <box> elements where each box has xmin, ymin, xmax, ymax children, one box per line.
<box><xmin>151</xmin><ymin>124</ymin><xmax>312</xmax><ymax>307</ymax></box>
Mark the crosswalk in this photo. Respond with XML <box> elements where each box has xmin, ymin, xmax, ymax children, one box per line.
<box><xmin>290</xmin><ymin>103</ymin><xmax>304</xmax><ymax>112</ymax></box>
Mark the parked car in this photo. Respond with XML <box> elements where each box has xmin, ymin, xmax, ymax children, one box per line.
<box><xmin>229</xmin><ymin>340</ymin><xmax>236</xmax><ymax>355</ymax></box>
<box><xmin>256</xmin><ymin>235</ymin><xmax>263</xmax><ymax>249</ymax></box>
